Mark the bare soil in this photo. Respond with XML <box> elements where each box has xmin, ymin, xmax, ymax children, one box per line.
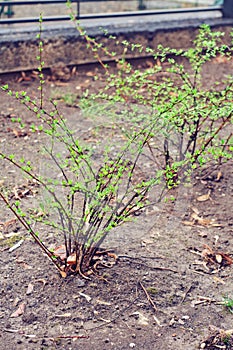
<box><xmin>0</xmin><ymin>57</ymin><xmax>233</xmax><ymax>350</ymax></box>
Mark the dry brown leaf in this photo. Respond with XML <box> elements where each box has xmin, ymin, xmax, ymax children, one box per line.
<box><xmin>196</xmin><ymin>190</ymin><xmax>211</xmax><ymax>202</ymax></box>
<box><xmin>13</xmin><ymin>297</ymin><xmax>20</xmax><ymax>307</ymax></box>
<box><xmin>0</xmin><ymin>218</ymin><xmax>18</xmax><ymax>233</ymax></box>
<box><xmin>10</xmin><ymin>302</ymin><xmax>26</xmax><ymax>318</ymax></box>
<box><xmin>202</xmin><ymin>244</ymin><xmax>233</xmax><ymax>267</ymax></box>
<box><xmin>146</xmin><ymin>60</ymin><xmax>154</xmax><ymax>68</ymax></box>
<box><xmin>71</xmin><ymin>66</ymin><xmax>77</xmax><ymax>76</ymax></box>
<box><xmin>183</xmin><ymin>206</ymin><xmax>221</xmax><ymax>228</ymax></box>
<box><xmin>86</xmin><ymin>71</ymin><xmax>96</xmax><ymax>77</ymax></box>
<box><xmin>53</xmin><ymin>81</ymin><xmax>69</xmax><ymax>86</ymax></box>
<box><xmin>59</xmin><ymin>270</ymin><xmax>67</xmax><ymax>278</ymax></box>
<box><xmin>197</xmin><ymin>218</ymin><xmax>213</xmax><ymax>226</ymax></box>
<box><xmin>191</xmin><ymin>207</ymin><xmax>200</xmax><ymax>215</ymax></box>
<box><xmin>26</xmin><ymin>283</ymin><xmax>34</xmax><ymax>295</ymax></box>
<box><xmin>212</xmin><ymin>55</ymin><xmax>229</xmax><ymax>64</ymax></box>
<box><xmin>12</xmin><ymin>129</ymin><xmax>28</xmax><ymax>138</ymax></box>
<box><xmin>182</xmin><ymin>220</ymin><xmax>195</xmax><ymax>226</ymax></box>
<box><xmin>190</xmin><ymin>212</ymin><xmax>219</xmax><ymax>227</ymax></box>
<box><xmin>216</xmin><ymin>171</ymin><xmax>222</xmax><ymax>182</ymax></box>
<box><xmin>53</xmin><ymin>245</ymin><xmax>67</xmax><ymax>260</ymax></box>
<box><xmin>200</xmin><ymin>325</ymin><xmax>233</xmax><ymax>349</ymax></box>
<box><xmin>213</xmin><ymin>276</ymin><xmax>226</xmax><ymax>284</ymax></box>
<box><xmin>67</xmin><ymin>253</ymin><xmax>77</xmax><ymax>265</ymax></box>
<box><xmin>17</xmin><ymin>71</ymin><xmax>32</xmax><ymax>83</ymax></box>
<box><xmin>16</xmin><ymin>259</ymin><xmax>32</xmax><ymax>270</ymax></box>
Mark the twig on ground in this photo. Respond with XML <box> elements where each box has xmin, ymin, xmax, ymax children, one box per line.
<box><xmin>180</xmin><ymin>284</ymin><xmax>193</xmax><ymax>304</ymax></box>
<box><xmin>49</xmin><ymin>334</ymin><xmax>89</xmax><ymax>341</ymax></box>
<box><xmin>191</xmin><ymin>296</ymin><xmax>226</xmax><ymax>307</ymax></box>
<box><xmin>3</xmin><ymin>328</ymin><xmax>88</xmax><ymax>340</ymax></box>
<box><xmin>3</xmin><ymin>328</ymin><xmax>36</xmax><ymax>338</ymax></box>
<box><xmin>139</xmin><ymin>281</ymin><xmax>157</xmax><ymax>312</ymax></box>
<box><xmin>119</xmin><ymin>256</ymin><xmax>177</xmax><ymax>273</ymax></box>
<box><xmin>139</xmin><ymin>282</ymin><xmax>162</xmax><ymax>327</ymax></box>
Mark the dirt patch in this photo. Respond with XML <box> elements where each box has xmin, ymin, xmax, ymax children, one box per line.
<box><xmin>0</xmin><ymin>57</ymin><xmax>233</xmax><ymax>350</ymax></box>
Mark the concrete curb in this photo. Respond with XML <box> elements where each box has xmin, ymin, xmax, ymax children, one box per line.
<box><xmin>0</xmin><ymin>13</ymin><xmax>232</xmax><ymax>73</ymax></box>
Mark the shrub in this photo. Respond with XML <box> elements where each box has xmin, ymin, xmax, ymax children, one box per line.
<box><xmin>0</xmin><ymin>21</ymin><xmax>232</xmax><ymax>278</ymax></box>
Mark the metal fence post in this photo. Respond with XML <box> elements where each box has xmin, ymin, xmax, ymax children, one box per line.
<box><xmin>0</xmin><ymin>0</ymin><xmax>14</xmax><ymax>18</ymax></box>
<box><xmin>222</xmin><ymin>0</ymin><xmax>233</xmax><ymax>17</ymax></box>
<box><xmin>138</xmin><ymin>0</ymin><xmax>146</xmax><ymax>10</ymax></box>
<box><xmin>77</xmin><ymin>0</ymin><xmax>80</xmax><ymax>19</ymax></box>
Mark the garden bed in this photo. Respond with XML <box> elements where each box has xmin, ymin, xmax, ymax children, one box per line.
<box><xmin>0</xmin><ymin>53</ymin><xmax>233</xmax><ymax>350</ymax></box>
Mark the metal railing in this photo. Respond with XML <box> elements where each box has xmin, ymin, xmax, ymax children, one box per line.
<box><xmin>0</xmin><ymin>0</ymin><xmax>229</xmax><ymax>25</ymax></box>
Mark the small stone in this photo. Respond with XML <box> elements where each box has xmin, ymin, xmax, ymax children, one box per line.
<box><xmin>178</xmin><ymin>319</ymin><xmax>185</xmax><ymax>325</ymax></box>
<box><xmin>28</xmin><ymin>338</ymin><xmax>38</xmax><ymax>343</ymax></box>
<box><xmin>76</xmin><ymin>278</ymin><xmax>86</xmax><ymax>287</ymax></box>
<box><xmin>129</xmin><ymin>343</ymin><xmax>136</xmax><ymax>348</ymax></box>
<box><xmin>182</xmin><ymin>315</ymin><xmax>190</xmax><ymax>320</ymax></box>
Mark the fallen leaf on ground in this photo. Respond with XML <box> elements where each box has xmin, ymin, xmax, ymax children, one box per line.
<box><xmin>216</xmin><ymin>171</ymin><xmax>222</xmax><ymax>181</ymax></box>
<box><xmin>192</xmin><ymin>207</ymin><xmax>200</xmax><ymax>214</ymax></box>
<box><xmin>13</xmin><ymin>297</ymin><xmax>20</xmax><ymax>307</ymax></box>
<box><xmin>191</xmin><ymin>213</ymin><xmax>212</xmax><ymax>226</ymax></box>
<box><xmin>16</xmin><ymin>259</ymin><xmax>32</xmax><ymax>270</ymax></box>
<box><xmin>188</xmin><ymin>212</ymin><xmax>221</xmax><ymax>227</ymax></box>
<box><xmin>26</xmin><ymin>283</ymin><xmax>34</xmax><ymax>295</ymax></box>
<box><xmin>10</xmin><ymin>302</ymin><xmax>26</xmax><ymax>318</ymax></box>
<box><xmin>200</xmin><ymin>325</ymin><xmax>233</xmax><ymax>349</ymax></box>
<box><xmin>12</xmin><ymin>129</ymin><xmax>28</xmax><ymax>138</ymax></box>
<box><xmin>67</xmin><ymin>252</ymin><xmax>77</xmax><ymax>265</ymax></box>
<box><xmin>202</xmin><ymin>244</ymin><xmax>233</xmax><ymax>267</ymax></box>
<box><xmin>213</xmin><ymin>276</ymin><xmax>225</xmax><ymax>285</ymax></box>
<box><xmin>196</xmin><ymin>190</ymin><xmax>211</xmax><ymax>202</ymax></box>
<box><xmin>182</xmin><ymin>220</ymin><xmax>195</xmax><ymax>226</ymax></box>
<box><xmin>17</xmin><ymin>71</ymin><xmax>32</xmax><ymax>83</ymax></box>
<box><xmin>53</xmin><ymin>244</ymin><xmax>67</xmax><ymax>260</ymax></box>
<box><xmin>59</xmin><ymin>270</ymin><xmax>67</xmax><ymax>278</ymax></box>
<box><xmin>0</xmin><ymin>218</ymin><xmax>18</xmax><ymax>234</ymax></box>
<box><xmin>212</xmin><ymin>55</ymin><xmax>230</xmax><ymax>63</ymax></box>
